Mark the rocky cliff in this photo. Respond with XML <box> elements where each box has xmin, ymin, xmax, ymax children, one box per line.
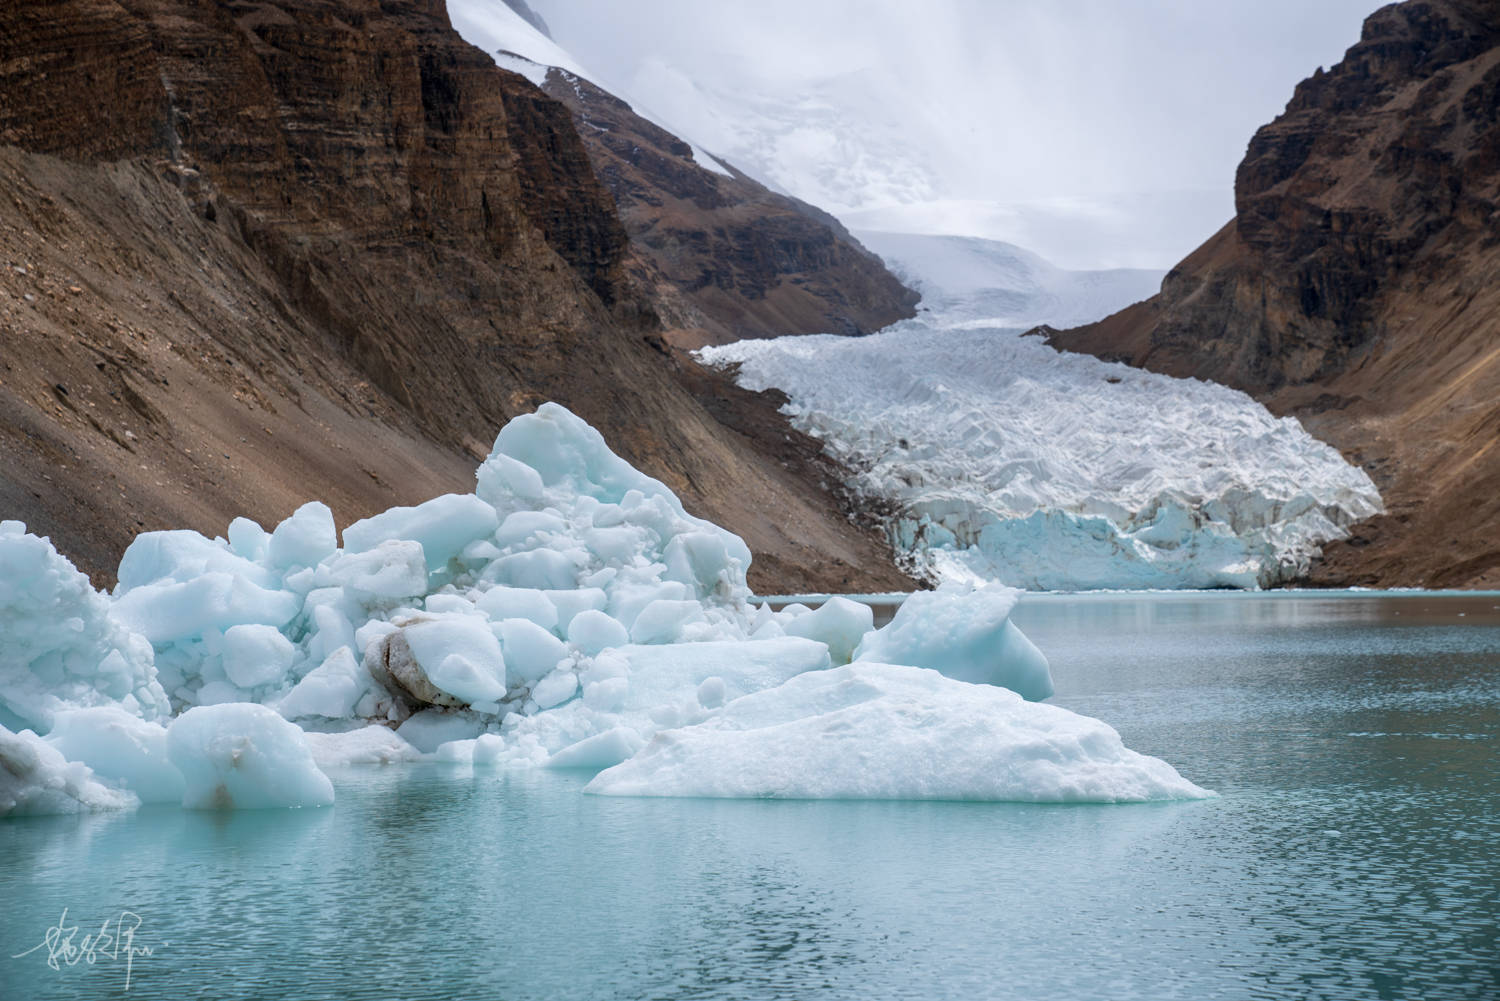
<box><xmin>0</xmin><ymin>0</ymin><xmax>915</xmax><ymax>593</ymax></box>
<box><xmin>1049</xmin><ymin>0</ymin><xmax>1500</xmax><ymax>587</ymax></box>
<box><xmin>537</xmin><ymin>69</ymin><xmax>918</xmax><ymax>348</ymax></box>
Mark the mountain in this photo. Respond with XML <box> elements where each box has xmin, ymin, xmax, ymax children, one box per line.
<box><xmin>853</xmin><ymin>232</ymin><xmax>1164</xmax><ymax>331</ymax></box>
<box><xmin>0</xmin><ymin>0</ymin><xmax>914</xmax><ymax>594</ymax></box>
<box><xmin>448</xmin><ymin>1</ymin><xmax>918</xmax><ymax>347</ymax></box>
<box><xmin>1049</xmin><ymin>0</ymin><xmax>1500</xmax><ymax>588</ymax></box>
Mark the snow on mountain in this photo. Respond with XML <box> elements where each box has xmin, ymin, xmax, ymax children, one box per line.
<box><xmin>447</xmin><ymin>1</ymin><xmax>732</xmax><ymax>176</ymax></box>
<box><xmin>856</xmin><ymin>231</ymin><xmax>1163</xmax><ymax>330</ymax></box>
<box><xmin>699</xmin><ymin>249</ymin><xmax>1382</xmax><ymax>590</ymax></box>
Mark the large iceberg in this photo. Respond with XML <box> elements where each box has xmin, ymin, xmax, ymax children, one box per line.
<box><xmin>586</xmin><ymin>662</ymin><xmax>1208</xmax><ymax>802</ymax></box>
<box><xmin>0</xmin><ymin>522</ymin><xmax>168</xmax><ymax>734</ymax></box>
<box><xmin>0</xmin><ymin>403</ymin><xmax>1210</xmax><ymax>813</ymax></box>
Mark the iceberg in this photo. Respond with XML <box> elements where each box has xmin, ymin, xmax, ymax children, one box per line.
<box><xmin>0</xmin><ymin>724</ymin><xmax>140</xmax><ymax>817</ymax></box>
<box><xmin>854</xmin><ymin>583</ymin><xmax>1053</xmax><ymax>701</ymax></box>
<box><xmin>0</xmin><ymin>522</ymin><xmax>168</xmax><ymax>734</ymax></box>
<box><xmin>167</xmin><ymin>704</ymin><xmax>334</xmax><ymax>810</ymax></box>
<box><xmin>585</xmin><ymin>662</ymin><xmax>1211</xmax><ymax>802</ymax></box>
<box><xmin>0</xmin><ymin>403</ymin><xmax>1210</xmax><ymax>813</ymax></box>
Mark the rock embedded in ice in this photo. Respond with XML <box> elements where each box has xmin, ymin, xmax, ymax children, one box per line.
<box><xmin>854</xmin><ymin>584</ymin><xmax>1053</xmax><ymax>701</ymax></box>
<box><xmin>587</xmin><ymin>663</ymin><xmax>1212</xmax><ymax>802</ymax></box>
<box><xmin>398</xmin><ymin>615</ymin><xmax>508</xmax><ymax>705</ymax></box>
<box><xmin>44</xmin><ymin>707</ymin><xmax>184</xmax><ymax>803</ymax></box>
<box><xmin>166</xmin><ymin>703</ymin><xmax>334</xmax><ymax>809</ymax></box>
<box><xmin>0</xmin><ymin>523</ymin><xmax>169</xmax><ymax>734</ymax></box>
<box><xmin>0</xmin><ymin>724</ymin><xmax>141</xmax><ymax>816</ymax></box>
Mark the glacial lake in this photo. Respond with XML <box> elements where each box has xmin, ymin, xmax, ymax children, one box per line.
<box><xmin>3</xmin><ymin>591</ymin><xmax>1497</xmax><ymax>1000</ymax></box>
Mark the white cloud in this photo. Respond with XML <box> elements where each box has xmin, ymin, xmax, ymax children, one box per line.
<box><xmin>531</xmin><ymin>0</ymin><xmax>1375</xmax><ymax>269</ymax></box>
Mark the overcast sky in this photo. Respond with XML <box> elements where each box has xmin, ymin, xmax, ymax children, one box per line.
<box><xmin>531</xmin><ymin>0</ymin><xmax>1377</xmax><ymax>270</ymax></box>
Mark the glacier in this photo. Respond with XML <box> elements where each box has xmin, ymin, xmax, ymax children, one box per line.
<box><xmin>700</xmin><ymin>234</ymin><xmax>1383</xmax><ymax>590</ymax></box>
<box><xmin>0</xmin><ymin>403</ymin><xmax>1211</xmax><ymax>814</ymax></box>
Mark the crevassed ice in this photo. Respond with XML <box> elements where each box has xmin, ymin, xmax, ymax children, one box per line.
<box><xmin>0</xmin><ymin>403</ymin><xmax>1211</xmax><ymax>814</ymax></box>
<box><xmin>699</xmin><ymin>236</ymin><xmax>1382</xmax><ymax>590</ymax></box>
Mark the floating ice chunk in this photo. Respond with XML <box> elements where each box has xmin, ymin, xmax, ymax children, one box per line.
<box><xmin>323</xmin><ymin>541</ymin><xmax>428</xmax><ymax>600</ymax></box>
<box><xmin>629</xmin><ymin>599</ymin><xmax>707</xmax><ymax>645</ymax></box>
<box><xmin>473</xmin><ymin>732</ymin><xmax>505</xmax><ymax>765</ymax></box>
<box><xmin>401</xmin><ymin>615</ymin><xmax>507</xmax><ymax>704</ymax></box>
<box><xmin>116</xmin><ymin>529</ymin><xmax>274</xmax><ymax>590</ymax></box>
<box><xmin>343</xmin><ymin>494</ymin><xmax>499</xmax><ymax>574</ymax></box>
<box><xmin>567</xmin><ymin>608</ymin><xmax>629</xmax><ymax>655</ymax></box>
<box><xmin>496</xmin><ymin>619</ymin><xmax>569</xmax><ymax>687</ymax></box>
<box><xmin>546</xmin><ymin>726</ymin><xmax>644</xmax><ymax>769</ymax></box>
<box><xmin>268</xmin><ymin>501</ymin><xmax>338</xmax><ymax>571</ymax></box>
<box><xmin>475</xmin><ymin>587</ymin><xmax>559</xmax><ymax>632</ymax></box>
<box><xmin>302</xmin><ymin>725</ymin><xmax>421</xmax><ymax>768</ymax></box>
<box><xmin>166</xmin><ymin>704</ymin><xmax>334</xmax><ymax>809</ymax></box>
<box><xmin>782</xmin><ymin>597</ymin><xmax>874</xmax><ymax>665</ymax></box>
<box><xmin>221</xmin><ymin>623</ymin><xmax>296</xmax><ymax>690</ymax></box>
<box><xmin>587</xmin><ymin>663</ymin><xmax>1212</xmax><ymax>802</ymax></box>
<box><xmin>44</xmin><ymin>707</ymin><xmax>184</xmax><ymax>803</ymax></box>
<box><xmin>278</xmin><ymin>647</ymin><xmax>368</xmax><ymax>719</ymax></box>
<box><xmin>0</xmin><ymin>724</ymin><xmax>140</xmax><ymax>816</ymax></box>
<box><xmin>0</xmin><ymin>524</ymin><xmax>168</xmax><ymax>733</ymax></box>
<box><xmin>854</xmin><ymin>584</ymin><xmax>1052</xmax><ymax>701</ymax></box>
<box><xmin>113</xmin><ymin>572</ymin><xmax>299</xmax><ymax>646</ymax></box>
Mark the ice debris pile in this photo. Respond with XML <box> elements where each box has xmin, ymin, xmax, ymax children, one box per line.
<box><xmin>0</xmin><ymin>404</ymin><xmax>1211</xmax><ymax>815</ymax></box>
<box><xmin>701</xmin><ymin>325</ymin><xmax>1382</xmax><ymax>590</ymax></box>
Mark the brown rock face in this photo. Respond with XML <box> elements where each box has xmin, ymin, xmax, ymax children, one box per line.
<box><xmin>1049</xmin><ymin>0</ymin><xmax>1500</xmax><ymax>588</ymax></box>
<box><xmin>0</xmin><ymin>0</ymin><xmax>915</xmax><ymax>594</ymax></box>
<box><xmin>538</xmin><ymin>70</ymin><xmax>919</xmax><ymax>348</ymax></box>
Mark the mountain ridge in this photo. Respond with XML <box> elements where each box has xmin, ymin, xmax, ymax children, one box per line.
<box><xmin>1049</xmin><ymin>0</ymin><xmax>1500</xmax><ymax>587</ymax></box>
<box><xmin>0</xmin><ymin>0</ymin><xmax>917</xmax><ymax>594</ymax></box>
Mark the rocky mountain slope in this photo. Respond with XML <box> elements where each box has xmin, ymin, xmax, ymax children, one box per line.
<box><xmin>447</xmin><ymin>2</ymin><xmax>917</xmax><ymax>348</ymax></box>
<box><xmin>1050</xmin><ymin>0</ymin><xmax>1500</xmax><ymax>588</ymax></box>
<box><xmin>0</xmin><ymin>0</ymin><xmax>915</xmax><ymax>594</ymax></box>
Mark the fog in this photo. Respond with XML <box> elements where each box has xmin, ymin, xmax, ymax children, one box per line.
<box><xmin>532</xmin><ymin>0</ymin><xmax>1375</xmax><ymax>269</ymax></box>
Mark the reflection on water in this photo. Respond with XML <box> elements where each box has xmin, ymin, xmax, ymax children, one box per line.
<box><xmin>2</xmin><ymin>593</ymin><xmax>1497</xmax><ymax>1000</ymax></box>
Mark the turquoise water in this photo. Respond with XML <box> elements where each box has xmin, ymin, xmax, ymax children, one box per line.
<box><xmin>3</xmin><ymin>592</ymin><xmax>1497</xmax><ymax>1000</ymax></box>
